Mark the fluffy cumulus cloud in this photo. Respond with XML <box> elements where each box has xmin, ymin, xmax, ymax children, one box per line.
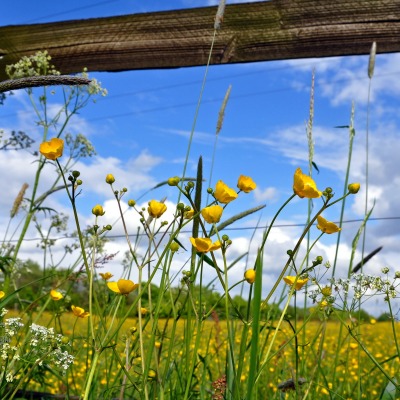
<box><xmin>73</xmin><ymin>150</ymin><xmax>162</xmax><ymax>197</ymax></box>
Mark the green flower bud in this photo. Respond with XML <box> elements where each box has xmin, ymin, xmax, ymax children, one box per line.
<box><xmin>128</xmin><ymin>199</ymin><xmax>136</xmax><ymax>207</ymax></box>
<box><xmin>72</xmin><ymin>170</ymin><xmax>80</xmax><ymax>178</ymax></box>
<box><xmin>170</xmin><ymin>242</ymin><xmax>179</xmax><ymax>252</ymax></box>
<box><xmin>61</xmin><ymin>336</ymin><xmax>70</xmax><ymax>344</ymax></box>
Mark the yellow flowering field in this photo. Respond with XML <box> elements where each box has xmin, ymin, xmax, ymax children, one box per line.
<box><xmin>6</xmin><ymin>310</ymin><xmax>399</xmax><ymax>399</ymax></box>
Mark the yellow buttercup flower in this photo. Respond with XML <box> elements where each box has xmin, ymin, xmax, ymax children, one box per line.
<box><xmin>316</xmin><ymin>215</ymin><xmax>341</xmax><ymax>234</ymax></box>
<box><xmin>190</xmin><ymin>237</ymin><xmax>221</xmax><ymax>253</ymax></box>
<box><xmin>293</xmin><ymin>168</ymin><xmax>322</xmax><ymax>199</ymax></box>
<box><xmin>0</xmin><ymin>291</ymin><xmax>5</xmax><ymax>300</ymax></box>
<box><xmin>244</xmin><ymin>269</ymin><xmax>256</xmax><ymax>284</ymax></box>
<box><xmin>283</xmin><ymin>276</ymin><xmax>308</xmax><ymax>290</ymax></box>
<box><xmin>214</xmin><ymin>180</ymin><xmax>238</xmax><ymax>204</ymax></box>
<box><xmin>39</xmin><ymin>138</ymin><xmax>64</xmax><ymax>160</ymax></box>
<box><xmin>50</xmin><ymin>289</ymin><xmax>63</xmax><ymax>301</ymax></box>
<box><xmin>148</xmin><ymin>200</ymin><xmax>167</xmax><ymax>218</ymax></box>
<box><xmin>201</xmin><ymin>205</ymin><xmax>223</xmax><ymax>224</ymax></box>
<box><xmin>99</xmin><ymin>272</ymin><xmax>113</xmax><ymax>281</ymax></box>
<box><xmin>237</xmin><ymin>175</ymin><xmax>256</xmax><ymax>193</ymax></box>
<box><xmin>71</xmin><ymin>305</ymin><xmax>90</xmax><ymax>318</ymax></box>
<box><xmin>107</xmin><ymin>279</ymin><xmax>139</xmax><ymax>295</ymax></box>
<box><xmin>92</xmin><ymin>204</ymin><xmax>105</xmax><ymax>216</ymax></box>
<box><xmin>141</xmin><ymin>307</ymin><xmax>148</xmax><ymax>315</ymax></box>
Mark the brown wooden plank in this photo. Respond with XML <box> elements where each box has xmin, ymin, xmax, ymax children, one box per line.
<box><xmin>0</xmin><ymin>0</ymin><xmax>399</xmax><ymax>81</ymax></box>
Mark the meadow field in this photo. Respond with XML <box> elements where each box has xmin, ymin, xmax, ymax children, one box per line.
<box><xmin>3</xmin><ymin>310</ymin><xmax>399</xmax><ymax>399</ymax></box>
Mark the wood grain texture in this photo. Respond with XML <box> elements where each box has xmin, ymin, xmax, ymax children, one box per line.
<box><xmin>0</xmin><ymin>0</ymin><xmax>399</xmax><ymax>80</ymax></box>
<box><xmin>0</xmin><ymin>76</ymin><xmax>91</xmax><ymax>92</ymax></box>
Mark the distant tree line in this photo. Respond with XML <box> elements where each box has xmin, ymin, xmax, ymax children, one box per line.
<box><xmin>7</xmin><ymin>259</ymin><xmax>387</xmax><ymax>322</ymax></box>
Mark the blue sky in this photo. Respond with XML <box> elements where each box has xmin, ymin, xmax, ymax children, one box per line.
<box><xmin>1</xmin><ymin>1</ymin><xmax>400</xmax><ymax>316</ymax></box>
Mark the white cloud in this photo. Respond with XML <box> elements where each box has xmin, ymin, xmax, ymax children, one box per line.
<box><xmin>253</xmin><ymin>186</ymin><xmax>277</xmax><ymax>203</ymax></box>
<box><xmin>74</xmin><ymin>150</ymin><xmax>162</xmax><ymax>197</ymax></box>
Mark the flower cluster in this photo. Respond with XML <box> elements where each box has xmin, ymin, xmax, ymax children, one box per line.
<box><xmin>309</xmin><ymin>271</ymin><xmax>400</xmax><ymax>314</ymax></box>
<box><xmin>29</xmin><ymin>324</ymin><xmax>74</xmax><ymax>371</ymax></box>
<box><xmin>0</xmin><ymin>313</ymin><xmax>74</xmax><ymax>384</ymax></box>
<box><xmin>6</xmin><ymin>50</ymin><xmax>60</xmax><ymax>79</ymax></box>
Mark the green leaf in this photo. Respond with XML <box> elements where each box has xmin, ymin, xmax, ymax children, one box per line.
<box><xmin>211</xmin><ymin>204</ymin><xmax>266</xmax><ymax>236</ymax></box>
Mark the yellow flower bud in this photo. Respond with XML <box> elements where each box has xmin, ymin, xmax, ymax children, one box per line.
<box><xmin>128</xmin><ymin>199</ymin><xmax>136</xmax><ymax>207</ymax></box>
<box><xmin>148</xmin><ymin>369</ymin><xmax>157</xmax><ymax>379</ymax></box>
<box><xmin>167</xmin><ymin>176</ymin><xmax>180</xmax><ymax>186</ymax></box>
<box><xmin>348</xmin><ymin>183</ymin><xmax>360</xmax><ymax>194</ymax></box>
<box><xmin>148</xmin><ymin>200</ymin><xmax>167</xmax><ymax>218</ymax></box>
<box><xmin>201</xmin><ymin>205</ymin><xmax>223</xmax><ymax>224</ymax></box>
<box><xmin>92</xmin><ymin>204</ymin><xmax>105</xmax><ymax>216</ymax></box>
<box><xmin>237</xmin><ymin>175</ymin><xmax>257</xmax><ymax>193</ymax></box>
<box><xmin>184</xmin><ymin>208</ymin><xmax>195</xmax><ymax>219</ymax></box>
<box><xmin>244</xmin><ymin>269</ymin><xmax>256</xmax><ymax>284</ymax></box>
<box><xmin>0</xmin><ymin>291</ymin><xmax>5</xmax><ymax>300</ymax></box>
<box><xmin>39</xmin><ymin>138</ymin><xmax>64</xmax><ymax>160</ymax></box>
<box><xmin>130</xmin><ymin>326</ymin><xmax>137</xmax><ymax>334</ymax></box>
<box><xmin>105</xmin><ymin>174</ymin><xmax>115</xmax><ymax>184</ymax></box>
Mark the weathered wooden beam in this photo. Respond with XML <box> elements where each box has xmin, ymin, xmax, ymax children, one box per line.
<box><xmin>0</xmin><ymin>0</ymin><xmax>399</xmax><ymax>80</ymax></box>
